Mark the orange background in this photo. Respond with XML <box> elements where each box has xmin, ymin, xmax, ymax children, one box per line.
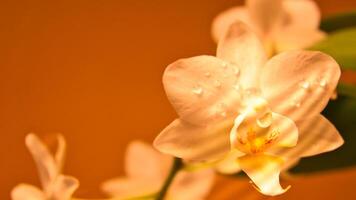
<box><xmin>1</xmin><ymin>0</ymin><xmax>356</xmax><ymax>199</ymax></box>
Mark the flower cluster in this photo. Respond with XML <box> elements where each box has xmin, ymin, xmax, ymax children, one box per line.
<box><xmin>12</xmin><ymin>0</ymin><xmax>346</xmax><ymax>199</ymax></box>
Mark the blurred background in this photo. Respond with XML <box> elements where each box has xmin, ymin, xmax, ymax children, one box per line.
<box><xmin>1</xmin><ymin>0</ymin><xmax>356</xmax><ymax>199</ymax></box>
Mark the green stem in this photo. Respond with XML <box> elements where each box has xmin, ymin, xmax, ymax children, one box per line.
<box><xmin>155</xmin><ymin>157</ymin><xmax>183</xmax><ymax>200</ymax></box>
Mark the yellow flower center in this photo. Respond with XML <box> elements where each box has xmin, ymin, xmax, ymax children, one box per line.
<box><xmin>231</xmin><ymin>97</ymin><xmax>279</xmax><ymax>154</ymax></box>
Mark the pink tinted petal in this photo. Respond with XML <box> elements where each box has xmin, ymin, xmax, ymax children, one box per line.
<box><xmin>260</xmin><ymin>51</ymin><xmax>341</xmax><ymax>121</ymax></box>
<box><xmin>270</xmin><ymin>113</ymin><xmax>298</xmax><ymax>148</ymax></box>
<box><xmin>215</xmin><ymin>150</ymin><xmax>244</xmax><ymax>174</ymax></box>
<box><xmin>246</xmin><ymin>0</ymin><xmax>284</xmax><ymax>36</ymax></box>
<box><xmin>11</xmin><ymin>184</ymin><xmax>45</xmax><ymax>200</ymax></box>
<box><xmin>154</xmin><ymin>119</ymin><xmax>232</xmax><ymax>161</ymax></box>
<box><xmin>238</xmin><ymin>154</ymin><xmax>289</xmax><ymax>196</ymax></box>
<box><xmin>211</xmin><ymin>6</ymin><xmax>254</xmax><ymax>42</ymax></box>
<box><xmin>54</xmin><ymin>134</ymin><xmax>66</xmax><ymax>173</ymax></box>
<box><xmin>51</xmin><ymin>175</ymin><xmax>79</xmax><ymax>200</ymax></box>
<box><xmin>275</xmin><ymin>29</ymin><xmax>326</xmax><ymax>52</ymax></box>
<box><xmin>297</xmin><ymin>115</ymin><xmax>343</xmax><ymax>157</ymax></box>
<box><xmin>163</xmin><ymin>55</ymin><xmax>243</xmax><ymax>125</ymax></box>
<box><xmin>170</xmin><ymin>169</ymin><xmax>215</xmax><ymax>200</ymax></box>
<box><xmin>273</xmin><ymin>114</ymin><xmax>343</xmax><ymax>158</ymax></box>
<box><xmin>271</xmin><ymin>114</ymin><xmax>343</xmax><ymax>161</ymax></box>
<box><xmin>282</xmin><ymin>0</ymin><xmax>321</xmax><ymax>31</ymax></box>
<box><xmin>101</xmin><ymin>178</ymin><xmax>160</xmax><ymax>199</ymax></box>
<box><xmin>125</xmin><ymin>141</ymin><xmax>171</xmax><ymax>182</ymax></box>
<box><xmin>25</xmin><ymin>134</ymin><xmax>57</xmax><ymax>190</ymax></box>
<box><xmin>217</xmin><ymin>21</ymin><xmax>267</xmax><ymax>89</ymax></box>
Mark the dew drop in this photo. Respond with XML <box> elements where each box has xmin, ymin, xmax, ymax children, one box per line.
<box><xmin>233</xmin><ymin>84</ymin><xmax>240</xmax><ymax>91</ymax></box>
<box><xmin>290</xmin><ymin>97</ymin><xmax>301</xmax><ymax>108</ymax></box>
<box><xmin>319</xmin><ymin>79</ymin><xmax>328</xmax><ymax>88</ymax></box>
<box><xmin>257</xmin><ymin>112</ymin><xmax>273</xmax><ymax>128</ymax></box>
<box><xmin>233</xmin><ymin>68</ymin><xmax>240</xmax><ymax>76</ymax></box>
<box><xmin>214</xmin><ymin>80</ymin><xmax>222</xmax><ymax>88</ymax></box>
<box><xmin>222</xmin><ymin>62</ymin><xmax>228</xmax><ymax>68</ymax></box>
<box><xmin>293</xmin><ymin>100</ymin><xmax>301</xmax><ymax>107</ymax></box>
<box><xmin>204</xmin><ymin>72</ymin><xmax>211</xmax><ymax>78</ymax></box>
<box><xmin>192</xmin><ymin>86</ymin><xmax>203</xmax><ymax>96</ymax></box>
<box><xmin>243</xmin><ymin>88</ymin><xmax>262</xmax><ymax>101</ymax></box>
<box><xmin>220</xmin><ymin>111</ymin><xmax>227</xmax><ymax>117</ymax></box>
<box><xmin>215</xmin><ymin>103</ymin><xmax>227</xmax><ymax>118</ymax></box>
<box><xmin>299</xmin><ymin>80</ymin><xmax>310</xmax><ymax>90</ymax></box>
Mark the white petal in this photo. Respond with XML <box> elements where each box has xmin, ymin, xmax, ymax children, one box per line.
<box><xmin>169</xmin><ymin>169</ymin><xmax>215</xmax><ymax>200</ymax></box>
<box><xmin>246</xmin><ymin>0</ymin><xmax>284</xmax><ymax>36</ymax></box>
<box><xmin>11</xmin><ymin>184</ymin><xmax>45</xmax><ymax>200</ymax></box>
<box><xmin>51</xmin><ymin>175</ymin><xmax>79</xmax><ymax>200</ymax></box>
<box><xmin>211</xmin><ymin>6</ymin><xmax>254</xmax><ymax>42</ymax></box>
<box><xmin>101</xmin><ymin>177</ymin><xmax>160</xmax><ymax>199</ymax></box>
<box><xmin>269</xmin><ymin>113</ymin><xmax>298</xmax><ymax>148</ymax></box>
<box><xmin>163</xmin><ymin>55</ymin><xmax>243</xmax><ymax>125</ymax></box>
<box><xmin>260</xmin><ymin>51</ymin><xmax>341</xmax><ymax>121</ymax></box>
<box><xmin>297</xmin><ymin>115</ymin><xmax>343</xmax><ymax>157</ymax></box>
<box><xmin>154</xmin><ymin>119</ymin><xmax>232</xmax><ymax>161</ymax></box>
<box><xmin>125</xmin><ymin>141</ymin><xmax>171</xmax><ymax>182</ymax></box>
<box><xmin>25</xmin><ymin>133</ymin><xmax>57</xmax><ymax>189</ymax></box>
<box><xmin>282</xmin><ymin>0</ymin><xmax>321</xmax><ymax>31</ymax></box>
<box><xmin>215</xmin><ymin>150</ymin><xmax>244</xmax><ymax>174</ymax></box>
<box><xmin>275</xmin><ymin>29</ymin><xmax>326</xmax><ymax>52</ymax></box>
<box><xmin>217</xmin><ymin>21</ymin><xmax>267</xmax><ymax>89</ymax></box>
<box><xmin>272</xmin><ymin>114</ymin><xmax>343</xmax><ymax>158</ymax></box>
<box><xmin>237</xmin><ymin>154</ymin><xmax>289</xmax><ymax>196</ymax></box>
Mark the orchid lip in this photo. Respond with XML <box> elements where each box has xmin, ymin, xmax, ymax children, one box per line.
<box><xmin>231</xmin><ymin>96</ymin><xmax>280</xmax><ymax>154</ymax></box>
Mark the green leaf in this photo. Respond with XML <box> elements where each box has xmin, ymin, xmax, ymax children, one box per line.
<box><xmin>309</xmin><ymin>28</ymin><xmax>356</xmax><ymax>70</ymax></box>
<box><xmin>320</xmin><ymin>11</ymin><xmax>356</xmax><ymax>33</ymax></box>
<box><xmin>292</xmin><ymin>95</ymin><xmax>356</xmax><ymax>173</ymax></box>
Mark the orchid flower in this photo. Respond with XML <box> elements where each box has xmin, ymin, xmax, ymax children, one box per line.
<box><xmin>11</xmin><ymin>133</ymin><xmax>79</xmax><ymax>200</ymax></box>
<box><xmin>212</xmin><ymin>0</ymin><xmax>326</xmax><ymax>55</ymax></box>
<box><xmin>154</xmin><ymin>21</ymin><xmax>343</xmax><ymax>196</ymax></box>
<box><xmin>101</xmin><ymin>141</ymin><xmax>214</xmax><ymax>200</ymax></box>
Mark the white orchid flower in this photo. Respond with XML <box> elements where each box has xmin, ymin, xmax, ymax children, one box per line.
<box><xmin>154</xmin><ymin>21</ymin><xmax>343</xmax><ymax>196</ymax></box>
<box><xmin>11</xmin><ymin>133</ymin><xmax>79</xmax><ymax>200</ymax></box>
<box><xmin>212</xmin><ymin>0</ymin><xmax>326</xmax><ymax>55</ymax></box>
<box><xmin>101</xmin><ymin>141</ymin><xmax>214</xmax><ymax>200</ymax></box>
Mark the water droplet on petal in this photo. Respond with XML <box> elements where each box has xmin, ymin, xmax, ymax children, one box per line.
<box><xmin>192</xmin><ymin>86</ymin><xmax>203</xmax><ymax>96</ymax></box>
<box><xmin>233</xmin><ymin>68</ymin><xmax>240</xmax><ymax>76</ymax></box>
<box><xmin>215</xmin><ymin>103</ymin><xmax>227</xmax><ymax>118</ymax></box>
<box><xmin>233</xmin><ymin>84</ymin><xmax>240</xmax><ymax>91</ymax></box>
<box><xmin>300</xmin><ymin>80</ymin><xmax>310</xmax><ymax>90</ymax></box>
<box><xmin>204</xmin><ymin>72</ymin><xmax>211</xmax><ymax>78</ymax></box>
<box><xmin>220</xmin><ymin>111</ymin><xmax>227</xmax><ymax>117</ymax></box>
<box><xmin>319</xmin><ymin>79</ymin><xmax>328</xmax><ymax>88</ymax></box>
<box><xmin>222</xmin><ymin>62</ymin><xmax>228</xmax><ymax>68</ymax></box>
<box><xmin>292</xmin><ymin>98</ymin><xmax>301</xmax><ymax>107</ymax></box>
<box><xmin>257</xmin><ymin>112</ymin><xmax>272</xmax><ymax>128</ymax></box>
<box><xmin>290</xmin><ymin>97</ymin><xmax>302</xmax><ymax>108</ymax></box>
<box><xmin>243</xmin><ymin>88</ymin><xmax>262</xmax><ymax>102</ymax></box>
<box><xmin>214</xmin><ymin>80</ymin><xmax>222</xmax><ymax>88</ymax></box>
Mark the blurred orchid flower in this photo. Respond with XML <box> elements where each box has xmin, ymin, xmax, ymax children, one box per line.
<box><xmin>11</xmin><ymin>133</ymin><xmax>79</xmax><ymax>200</ymax></box>
<box><xmin>154</xmin><ymin>21</ymin><xmax>343</xmax><ymax>196</ymax></box>
<box><xmin>101</xmin><ymin>141</ymin><xmax>214</xmax><ymax>200</ymax></box>
<box><xmin>212</xmin><ymin>0</ymin><xmax>326</xmax><ymax>55</ymax></box>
